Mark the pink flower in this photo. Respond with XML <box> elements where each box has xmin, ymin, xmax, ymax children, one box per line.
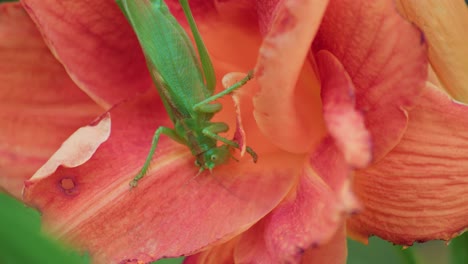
<box><xmin>1</xmin><ymin>0</ymin><xmax>465</xmax><ymax>263</ymax></box>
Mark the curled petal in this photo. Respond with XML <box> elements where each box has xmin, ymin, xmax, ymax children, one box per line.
<box><xmin>233</xmin><ymin>155</ymin><xmax>354</xmax><ymax>262</ymax></box>
<box><xmin>223</xmin><ymin>72</ymin><xmax>249</xmax><ymax>156</ymax></box>
<box><xmin>28</xmin><ymin>113</ymin><xmax>110</xmax><ymax>182</ymax></box>
<box><xmin>397</xmin><ymin>0</ymin><xmax>468</xmax><ymax>102</ymax></box>
<box><xmin>262</xmin><ymin>168</ymin><xmax>346</xmax><ymax>262</ymax></box>
<box><xmin>23</xmin><ymin>91</ymin><xmax>299</xmax><ymax>263</ymax></box>
<box><xmin>0</xmin><ymin>3</ymin><xmax>101</xmax><ymax>198</ymax></box>
<box><xmin>317</xmin><ymin>50</ymin><xmax>372</xmax><ymax>168</ymax></box>
<box><xmin>183</xmin><ymin>238</ymin><xmax>238</xmax><ymax>264</ymax></box>
<box><xmin>235</xmin><ymin>220</ymin><xmax>278</xmax><ymax>263</ymax></box>
<box><xmin>254</xmin><ymin>0</ymin><xmax>329</xmax><ymax>153</ymax></box>
<box><xmin>348</xmin><ymin>84</ymin><xmax>468</xmax><ymax>244</ymax></box>
<box><xmin>314</xmin><ymin>0</ymin><xmax>427</xmax><ymax>160</ymax></box>
<box><xmin>300</xmin><ymin>224</ymin><xmax>347</xmax><ymax>264</ymax></box>
<box><xmin>21</xmin><ymin>0</ymin><xmax>152</xmax><ymax>107</ymax></box>
<box><xmin>310</xmin><ymin>137</ymin><xmax>360</xmax><ymax>212</ymax></box>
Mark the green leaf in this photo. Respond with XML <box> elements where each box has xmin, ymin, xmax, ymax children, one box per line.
<box><xmin>450</xmin><ymin>231</ymin><xmax>468</xmax><ymax>264</ymax></box>
<box><xmin>347</xmin><ymin>237</ymin><xmax>410</xmax><ymax>264</ymax></box>
<box><xmin>152</xmin><ymin>258</ymin><xmax>184</xmax><ymax>264</ymax></box>
<box><xmin>0</xmin><ymin>192</ymin><xmax>89</xmax><ymax>264</ymax></box>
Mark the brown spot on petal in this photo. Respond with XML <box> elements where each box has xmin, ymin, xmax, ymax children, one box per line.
<box><xmin>118</xmin><ymin>259</ymin><xmax>146</xmax><ymax>264</ymax></box>
<box><xmin>59</xmin><ymin>177</ymin><xmax>79</xmax><ymax>196</ymax></box>
<box><xmin>0</xmin><ymin>3</ymin><xmax>102</xmax><ymax>199</ymax></box>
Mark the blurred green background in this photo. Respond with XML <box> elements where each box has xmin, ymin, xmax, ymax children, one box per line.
<box><xmin>1</xmin><ymin>192</ymin><xmax>466</xmax><ymax>264</ymax></box>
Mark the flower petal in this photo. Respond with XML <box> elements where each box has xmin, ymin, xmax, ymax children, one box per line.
<box><xmin>223</xmin><ymin>72</ymin><xmax>250</xmax><ymax>156</ymax></box>
<box><xmin>23</xmin><ymin>90</ymin><xmax>299</xmax><ymax>263</ymax></box>
<box><xmin>300</xmin><ymin>224</ymin><xmax>347</xmax><ymax>264</ymax></box>
<box><xmin>28</xmin><ymin>113</ymin><xmax>110</xmax><ymax>182</ymax></box>
<box><xmin>253</xmin><ymin>0</ymin><xmax>329</xmax><ymax>153</ymax></box>
<box><xmin>348</xmin><ymin>84</ymin><xmax>468</xmax><ymax>245</ymax></box>
<box><xmin>261</xmin><ymin>168</ymin><xmax>346</xmax><ymax>262</ymax></box>
<box><xmin>232</xmin><ymin>146</ymin><xmax>356</xmax><ymax>263</ymax></box>
<box><xmin>20</xmin><ymin>0</ymin><xmax>152</xmax><ymax>107</ymax></box>
<box><xmin>0</xmin><ymin>3</ymin><xmax>102</xmax><ymax>198</ymax></box>
<box><xmin>397</xmin><ymin>0</ymin><xmax>468</xmax><ymax>102</ymax></box>
<box><xmin>313</xmin><ymin>0</ymin><xmax>427</xmax><ymax>160</ymax></box>
<box><xmin>183</xmin><ymin>238</ymin><xmax>238</xmax><ymax>264</ymax></box>
<box><xmin>316</xmin><ymin>50</ymin><xmax>372</xmax><ymax>168</ymax></box>
<box><xmin>234</xmin><ymin>219</ymin><xmax>278</xmax><ymax>263</ymax></box>
<box><xmin>309</xmin><ymin>137</ymin><xmax>360</xmax><ymax>212</ymax></box>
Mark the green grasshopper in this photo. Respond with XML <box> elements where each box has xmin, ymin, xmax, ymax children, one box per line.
<box><xmin>116</xmin><ymin>0</ymin><xmax>257</xmax><ymax>187</ymax></box>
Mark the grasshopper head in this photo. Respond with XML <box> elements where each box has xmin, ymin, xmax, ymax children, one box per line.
<box><xmin>196</xmin><ymin>145</ymin><xmax>231</xmax><ymax>171</ymax></box>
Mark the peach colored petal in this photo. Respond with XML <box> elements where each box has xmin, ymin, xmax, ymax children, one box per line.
<box><xmin>261</xmin><ymin>168</ymin><xmax>345</xmax><ymax>262</ymax></box>
<box><xmin>348</xmin><ymin>84</ymin><xmax>468</xmax><ymax>245</ymax></box>
<box><xmin>316</xmin><ymin>50</ymin><xmax>372</xmax><ymax>168</ymax></box>
<box><xmin>309</xmin><ymin>137</ymin><xmax>360</xmax><ymax>212</ymax></box>
<box><xmin>20</xmin><ymin>0</ymin><xmax>152</xmax><ymax>108</ymax></box>
<box><xmin>231</xmin><ymin>155</ymin><xmax>354</xmax><ymax>263</ymax></box>
<box><xmin>223</xmin><ymin>72</ymin><xmax>250</xmax><ymax>156</ymax></box>
<box><xmin>254</xmin><ymin>0</ymin><xmax>280</xmax><ymax>35</ymax></box>
<box><xmin>300</xmin><ymin>224</ymin><xmax>347</xmax><ymax>264</ymax></box>
<box><xmin>427</xmin><ymin>65</ymin><xmax>443</xmax><ymax>89</ymax></box>
<box><xmin>28</xmin><ymin>114</ymin><xmax>110</xmax><ymax>182</ymax></box>
<box><xmin>164</xmin><ymin>0</ymin><xmax>261</xmax><ymax>76</ymax></box>
<box><xmin>215</xmin><ymin>67</ymin><xmax>279</xmax><ymax>157</ymax></box>
<box><xmin>183</xmin><ymin>238</ymin><xmax>238</xmax><ymax>264</ymax></box>
<box><xmin>23</xmin><ymin>91</ymin><xmax>299</xmax><ymax>263</ymax></box>
<box><xmin>235</xmin><ymin>220</ymin><xmax>277</xmax><ymax>263</ymax></box>
<box><xmin>187</xmin><ymin>172</ymin><xmax>349</xmax><ymax>264</ymax></box>
<box><xmin>397</xmin><ymin>0</ymin><xmax>468</xmax><ymax>102</ymax></box>
<box><xmin>254</xmin><ymin>0</ymin><xmax>329</xmax><ymax>154</ymax></box>
<box><xmin>313</xmin><ymin>0</ymin><xmax>427</xmax><ymax>161</ymax></box>
<box><xmin>0</xmin><ymin>3</ymin><xmax>102</xmax><ymax>198</ymax></box>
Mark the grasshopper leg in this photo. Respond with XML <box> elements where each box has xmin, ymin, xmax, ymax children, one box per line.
<box><xmin>193</xmin><ymin>70</ymin><xmax>254</xmax><ymax>112</ymax></box>
<box><xmin>202</xmin><ymin>123</ymin><xmax>258</xmax><ymax>163</ymax></box>
<box><xmin>179</xmin><ymin>0</ymin><xmax>216</xmax><ymax>91</ymax></box>
<box><xmin>131</xmin><ymin>126</ymin><xmax>181</xmax><ymax>187</ymax></box>
<box><xmin>194</xmin><ymin>102</ymin><xmax>222</xmax><ymax>114</ymax></box>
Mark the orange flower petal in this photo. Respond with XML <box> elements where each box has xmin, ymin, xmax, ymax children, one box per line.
<box><xmin>254</xmin><ymin>0</ymin><xmax>329</xmax><ymax>153</ymax></box>
<box><xmin>310</xmin><ymin>137</ymin><xmax>360</xmax><ymax>213</ymax></box>
<box><xmin>223</xmin><ymin>72</ymin><xmax>252</xmax><ymax>156</ymax></box>
<box><xmin>182</xmin><ymin>0</ymin><xmax>261</xmax><ymax>74</ymax></box>
<box><xmin>348</xmin><ymin>84</ymin><xmax>468</xmax><ymax>245</ymax></box>
<box><xmin>260</xmin><ymin>169</ymin><xmax>346</xmax><ymax>262</ymax></box>
<box><xmin>300</xmin><ymin>224</ymin><xmax>347</xmax><ymax>264</ymax></box>
<box><xmin>21</xmin><ymin>0</ymin><xmax>152</xmax><ymax>107</ymax></box>
<box><xmin>183</xmin><ymin>238</ymin><xmax>238</xmax><ymax>264</ymax></box>
<box><xmin>316</xmin><ymin>50</ymin><xmax>372</xmax><ymax>168</ymax></box>
<box><xmin>397</xmin><ymin>0</ymin><xmax>468</xmax><ymax>102</ymax></box>
<box><xmin>0</xmin><ymin>3</ymin><xmax>102</xmax><ymax>198</ymax></box>
<box><xmin>234</xmin><ymin>220</ymin><xmax>278</xmax><ymax>262</ymax></box>
<box><xmin>186</xmin><ymin>224</ymin><xmax>347</xmax><ymax>264</ymax></box>
<box><xmin>23</xmin><ymin>90</ymin><xmax>299</xmax><ymax>263</ymax></box>
<box><xmin>314</xmin><ymin>0</ymin><xmax>427</xmax><ymax>160</ymax></box>
<box><xmin>230</xmin><ymin>157</ymin><xmax>354</xmax><ymax>262</ymax></box>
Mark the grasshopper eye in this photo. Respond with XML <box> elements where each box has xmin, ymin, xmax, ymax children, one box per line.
<box><xmin>195</xmin><ymin>160</ymin><xmax>201</xmax><ymax>167</ymax></box>
<box><xmin>210</xmin><ymin>155</ymin><xmax>218</xmax><ymax>161</ymax></box>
